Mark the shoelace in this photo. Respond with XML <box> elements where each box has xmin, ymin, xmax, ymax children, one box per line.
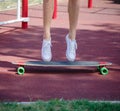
<box><xmin>70</xmin><ymin>41</ymin><xmax>77</xmax><ymax>54</ymax></box>
<box><xmin>43</xmin><ymin>42</ymin><xmax>52</xmax><ymax>54</ymax></box>
<box><xmin>43</xmin><ymin>42</ymin><xmax>51</xmax><ymax>48</ymax></box>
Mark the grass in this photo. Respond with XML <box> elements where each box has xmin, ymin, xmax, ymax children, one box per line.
<box><xmin>0</xmin><ymin>99</ymin><xmax>120</xmax><ymax>111</ymax></box>
<box><xmin>0</xmin><ymin>0</ymin><xmax>43</xmax><ymax>11</ymax></box>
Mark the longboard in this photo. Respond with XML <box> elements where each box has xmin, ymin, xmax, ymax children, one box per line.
<box><xmin>12</xmin><ymin>61</ymin><xmax>112</xmax><ymax>75</ymax></box>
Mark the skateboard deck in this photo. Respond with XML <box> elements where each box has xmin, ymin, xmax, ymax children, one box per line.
<box><xmin>12</xmin><ymin>61</ymin><xmax>112</xmax><ymax>75</ymax></box>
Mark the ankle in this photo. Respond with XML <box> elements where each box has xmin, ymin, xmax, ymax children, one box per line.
<box><xmin>67</xmin><ymin>34</ymin><xmax>76</xmax><ymax>42</ymax></box>
<box><xmin>68</xmin><ymin>32</ymin><xmax>76</xmax><ymax>40</ymax></box>
<box><xmin>43</xmin><ymin>33</ymin><xmax>51</xmax><ymax>41</ymax></box>
<box><xmin>43</xmin><ymin>36</ymin><xmax>51</xmax><ymax>42</ymax></box>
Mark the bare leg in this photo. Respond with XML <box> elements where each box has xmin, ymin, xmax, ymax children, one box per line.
<box><xmin>41</xmin><ymin>0</ymin><xmax>54</xmax><ymax>62</ymax></box>
<box><xmin>43</xmin><ymin>0</ymin><xmax>54</xmax><ymax>40</ymax></box>
<box><xmin>66</xmin><ymin>0</ymin><xmax>80</xmax><ymax>61</ymax></box>
<box><xmin>68</xmin><ymin>0</ymin><xmax>80</xmax><ymax>40</ymax></box>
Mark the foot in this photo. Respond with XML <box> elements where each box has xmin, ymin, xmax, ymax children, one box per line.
<box><xmin>66</xmin><ymin>34</ymin><xmax>77</xmax><ymax>61</ymax></box>
<box><xmin>41</xmin><ymin>39</ymin><xmax>52</xmax><ymax>62</ymax></box>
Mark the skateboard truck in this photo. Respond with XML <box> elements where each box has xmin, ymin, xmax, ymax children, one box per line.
<box><xmin>97</xmin><ymin>62</ymin><xmax>109</xmax><ymax>75</ymax></box>
<box><xmin>97</xmin><ymin>66</ymin><xmax>109</xmax><ymax>75</ymax></box>
<box><xmin>16</xmin><ymin>62</ymin><xmax>25</xmax><ymax>75</ymax></box>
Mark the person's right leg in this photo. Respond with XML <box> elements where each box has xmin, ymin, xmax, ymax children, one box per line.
<box><xmin>43</xmin><ymin>0</ymin><xmax>54</xmax><ymax>40</ymax></box>
<box><xmin>42</xmin><ymin>0</ymin><xmax>54</xmax><ymax>61</ymax></box>
<box><xmin>66</xmin><ymin>0</ymin><xmax>80</xmax><ymax>61</ymax></box>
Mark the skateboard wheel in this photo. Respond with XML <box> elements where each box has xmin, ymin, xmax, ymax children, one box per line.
<box><xmin>100</xmin><ymin>67</ymin><xmax>108</xmax><ymax>75</ymax></box>
<box><xmin>17</xmin><ymin>66</ymin><xmax>25</xmax><ymax>75</ymax></box>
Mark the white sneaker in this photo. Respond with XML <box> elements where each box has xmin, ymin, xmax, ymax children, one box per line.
<box><xmin>66</xmin><ymin>34</ymin><xmax>77</xmax><ymax>61</ymax></box>
<box><xmin>41</xmin><ymin>39</ymin><xmax>52</xmax><ymax>62</ymax></box>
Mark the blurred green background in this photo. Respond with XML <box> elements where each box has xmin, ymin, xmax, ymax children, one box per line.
<box><xmin>0</xmin><ymin>0</ymin><xmax>43</xmax><ymax>11</ymax></box>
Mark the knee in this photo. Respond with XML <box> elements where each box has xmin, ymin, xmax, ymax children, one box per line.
<box><xmin>43</xmin><ymin>0</ymin><xmax>51</xmax><ymax>3</ymax></box>
<box><xmin>69</xmin><ymin>0</ymin><xmax>80</xmax><ymax>8</ymax></box>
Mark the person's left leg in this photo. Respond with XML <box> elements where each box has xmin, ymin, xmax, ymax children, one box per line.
<box><xmin>68</xmin><ymin>0</ymin><xmax>80</xmax><ymax>40</ymax></box>
<box><xmin>66</xmin><ymin>0</ymin><xmax>80</xmax><ymax>61</ymax></box>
